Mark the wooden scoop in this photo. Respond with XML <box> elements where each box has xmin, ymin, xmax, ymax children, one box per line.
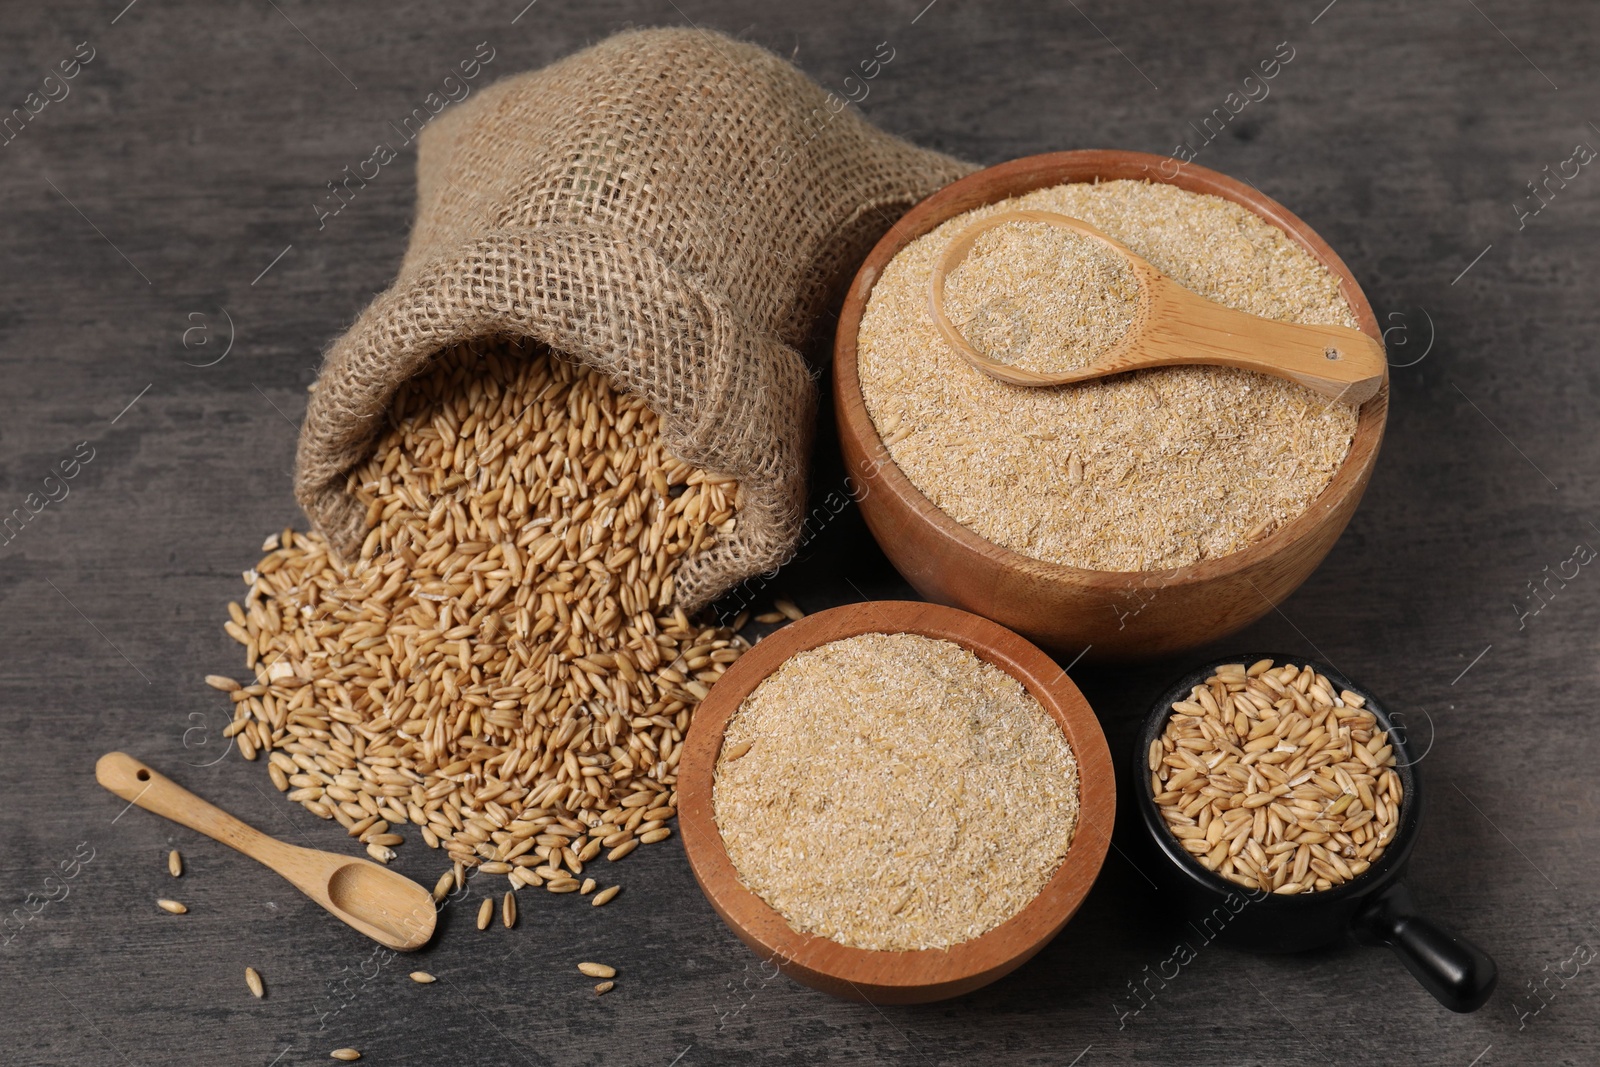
<box><xmin>96</xmin><ymin>752</ymin><xmax>436</xmax><ymax>951</ymax></box>
<box><xmin>928</xmin><ymin>209</ymin><xmax>1386</xmax><ymax>403</ymax></box>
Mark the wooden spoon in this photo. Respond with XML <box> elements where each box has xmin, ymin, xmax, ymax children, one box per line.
<box><xmin>928</xmin><ymin>209</ymin><xmax>1386</xmax><ymax>403</ymax></box>
<box><xmin>96</xmin><ymin>752</ymin><xmax>436</xmax><ymax>950</ymax></box>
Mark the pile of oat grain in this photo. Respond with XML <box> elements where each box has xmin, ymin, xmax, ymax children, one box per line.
<box><xmin>219</xmin><ymin>341</ymin><xmax>744</xmax><ymax>896</ymax></box>
<box><xmin>712</xmin><ymin>632</ymin><xmax>1079</xmax><ymax>951</ymax></box>
<box><xmin>858</xmin><ymin>179</ymin><xmax>1363</xmax><ymax>572</ymax></box>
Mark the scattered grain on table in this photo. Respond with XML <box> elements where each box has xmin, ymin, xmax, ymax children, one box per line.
<box><xmin>773</xmin><ymin>599</ymin><xmax>805</xmax><ymax>622</ymax></box>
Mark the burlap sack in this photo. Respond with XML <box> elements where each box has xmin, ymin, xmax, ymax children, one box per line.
<box><xmin>294</xmin><ymin>27</ymin><xmax>972</xmax><ymax>611</ymax></box>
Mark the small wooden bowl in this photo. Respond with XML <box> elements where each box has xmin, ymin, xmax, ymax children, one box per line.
<box><xmin>678</xmin><ymin>600</ymin><xmax>1114</xmax><ymax>1004</ymax></box>
<box><xmin>833</xmin><ymin>150</ymin><xmax>1389</xmax><ymax>660</ymax></box>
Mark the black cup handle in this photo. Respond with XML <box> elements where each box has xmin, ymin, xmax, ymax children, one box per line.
<box><xmin>1352</xmin><ymin>882</ymin><xmax>1497</xmax><ymax>1012</ymax></box>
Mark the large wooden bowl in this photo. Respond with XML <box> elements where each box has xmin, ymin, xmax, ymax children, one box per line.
<box><xmin>678</xmin><ymin>600</ymin><xmax>1114</xmax><ymax>1004</ymax></box>
<box><xmin>834</xmin><ymin>150</ymin><xmax>1389</xmax><ymax>660</ymax></box>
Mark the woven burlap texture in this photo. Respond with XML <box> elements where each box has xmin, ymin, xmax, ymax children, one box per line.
<box><xmin>293</xmin><ymin>27</ymin><xmax>973</xmax><ymax>611</ymax></box>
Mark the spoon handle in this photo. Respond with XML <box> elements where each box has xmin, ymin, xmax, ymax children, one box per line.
<box><xmin>96</xmin><ymin>751</ymin><xmax>298</xmax><ymax>866</ymax></box>
<box><xmin>1138</xmin><ymin>274</ymin><xmax>1387</xmax><ymax>404</ymax></box>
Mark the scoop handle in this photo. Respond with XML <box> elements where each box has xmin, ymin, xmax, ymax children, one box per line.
<box><xmin>1141</xmin><ymin>275</ymin><xmax>1388</xmax><ymax>404</ymax></box>
<box><xmin>96</xmin><ymin>751</ymin><xmax>296</xmax><ymax>865</ymax></box>
<box><xmin>1353</xmin><ymin>882</ymin><xmax>1497</xmax><ymax>1012</ymax></box>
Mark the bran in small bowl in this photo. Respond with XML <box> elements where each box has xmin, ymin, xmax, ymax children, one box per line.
<box><xmin>677</xmin><ymin>600</ymin><xmax>1115</xmax><ymax>1002</ymax></box>
<box><xmin>712</xmin><ymin>631</ymin><xmax>1080</xmax><ymax>952</ymax></box>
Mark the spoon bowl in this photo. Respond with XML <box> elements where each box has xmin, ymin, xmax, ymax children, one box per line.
<box><xmin>326</xmin><ymin>861</ymin><xmax>437</xmax><ymax>950</ymax></box>
<box><xmin>96</xmin><ymin>751</ymin><xmax>436</xmax><ymax>951</ymax></box>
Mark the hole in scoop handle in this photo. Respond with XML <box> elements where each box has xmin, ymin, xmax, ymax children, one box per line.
<box><xmin>1143</xmin><ymin>278</ymin><xmax>1388</xmax><ymax>404</ymax></box>
<box><xmin>95</xmin><ymin>751</ymin><xmax>290</xmax><ymax>864</ymax></box>
<box><xmin>1353</xmin><ymin>882</ymin><xmax>1498</xmax><ymax>1013</ymax></box>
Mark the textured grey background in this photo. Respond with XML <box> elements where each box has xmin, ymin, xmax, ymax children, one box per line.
<box><xmin>1</xmin><ymin>1</ymin><xmax>1595</xmax><ymax>1064</ymax></box>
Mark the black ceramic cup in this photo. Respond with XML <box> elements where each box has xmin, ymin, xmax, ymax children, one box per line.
<box><xmin>1133</xmin><ymin>654</ymin><xmax>1497</xmax><ymax>1013</ymax></box>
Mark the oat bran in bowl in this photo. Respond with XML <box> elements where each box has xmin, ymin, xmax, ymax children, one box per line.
<box><xmin>676</xmin><ymin>601</ymin><xmax>1114</xmax><ymax>1003</ymax></box>
<box><xmin>834</xmin><ymin>150</ymin><xmax>1388</xmax><ymax>660</ymax></box>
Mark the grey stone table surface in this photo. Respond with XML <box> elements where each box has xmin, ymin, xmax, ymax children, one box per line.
<box><xmin>1</xmin><ymin>1</ymin><xmax>1595</xmax><ymax>1064</ymax></box>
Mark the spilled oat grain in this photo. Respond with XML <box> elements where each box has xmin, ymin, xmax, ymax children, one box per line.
<box><xmin>220</xmin><ymin>343</ymin><xmax>745</xmax><ymax>895</ymax></box>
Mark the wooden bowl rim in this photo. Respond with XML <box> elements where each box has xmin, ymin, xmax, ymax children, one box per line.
<box><xmin>834</xmin><ymin>149</ymin><xmax>1389</xmax><ymax>591</ymax></box>
<box><xmin>678</xmin><ymin>600</ymin><xmax>1115</xmax><ymax>995</ymax></box>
